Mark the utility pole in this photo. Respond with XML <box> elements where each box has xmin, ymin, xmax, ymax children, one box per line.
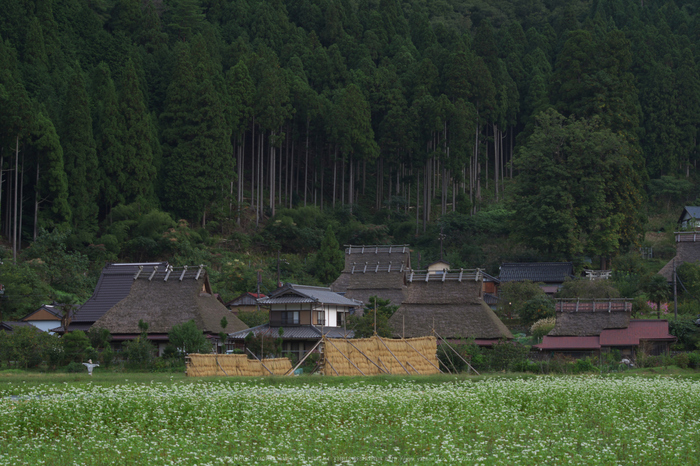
<box><xmin>673</xmin><ymin>259</ymin><xmax>678</xmax><ymax>318</ymax></box>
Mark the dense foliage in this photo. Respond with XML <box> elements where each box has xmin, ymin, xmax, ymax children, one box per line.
<box><xmin>4</xmin><ymin>0</ymin><xmax>700</xmax><ymax>321</ymax></box>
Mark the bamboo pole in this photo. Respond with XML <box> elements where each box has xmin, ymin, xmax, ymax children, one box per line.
<box><xmin>215</xmin><ymin>355</ymin><xmax>229</xmax><ymax>376</ymax></box>
<box><xmin>377</xmin><ymin>357</ymin><xmax>390</xmax><ymax>374</ymax></box>
<box><xmin>433</xmin><ymin>330</ymin><xmax>479</xmax><ymax>375</ymax></box>
<box><xmin>406</xmin><ymin>361</ymin><xmax>421</xmax><ymax>375</ymax></box>
<box><xmin>324</xmin><ymin>337</ymin><xmax>365</xmax><ymax>375</ymax></box>
<box><xmin>376</xmin><ymin>336</ymin><xmax>411</xmax><ymax>375</ymax></box>
<box><xmin>325</xmin><ymin>358</ymin><xmax>340</xmax><ymax>376</ymax></box>
<box><xmin>285</xmin><ymin>339</ymin><xmax>322</xmax><ymax>376</ymax></box>
<box><xmin>343</xmin><ymin>339</ymin><xmax>387</xmax><ymax>374</ymax></box>
<box><xmin>437</xmin><ymin>357</ymin><xmax>452</xmax><ymax>374</ymax></box>
<box><xmin>246</xmin><ymin>348</ymin><xmax>274</xmax><ymax>375</ymax></box>
<box><xmin>403</xmin><ymin>339</ymin><xmax>442</xmax><ymax>373</ymax></box>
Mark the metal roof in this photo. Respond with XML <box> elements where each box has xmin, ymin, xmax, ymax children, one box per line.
<box><xmin>499</xmin><ymin>262</ymin><xmax>574</xmax><ymax>283</ymax></box>
<box><xmin>535</xmin><ymin>336</ymin><xmax>601</xmax><ymax>350</ymax></box>
<box><xmin>679</xmin><ymin>206</ymin><xmax>700</xmax><ymax>224</ymax></box>
<box><xmin>599</xmin><ymin>320</ymin><xmax>676</xmax><ymax>346</ymax></box>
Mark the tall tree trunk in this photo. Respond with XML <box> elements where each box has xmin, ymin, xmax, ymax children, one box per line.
<box><xmin>13</xmin><ymin>135</ymin><xmax>19</xmax><ymax>264</ymax></box>
<box><xmin>304</xmin><ymin>116</ymin><xmax>309</xmax><ymax>206</ymax></box>
<box><xmin>341</xmin><ymin>154</ymin><xmax>345</xmax><ymax>206</ymax></box>
<box><xmin>494</xmin><ymin>123</ymin><xmax>499</xmax><ymax>201</ymax></box>
<box><xmin>18</xmin><ymin>148</ymin><xmax>24</xmax><ymax>253</ymax></box>
<box><xmin>415</xmin><ymin>166</ymin><xmax>420</xmax><ymax>236</ymax></box>
<box><xmin>348</xmin><ymin>153</ymin><xmax>353</xmax><ymax>212</ymax></box>
<box><xmin>34</xmin><ymin>159</ymin><xmax>40</xmax><ymax>241</ymax></box>
<box><xmin>332</xmin><ymin>147</ymin><xmax>337</xmax><ymax>208</ymax></box>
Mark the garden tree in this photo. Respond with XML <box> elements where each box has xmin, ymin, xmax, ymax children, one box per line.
<box><xmin>518</xmin><ymin>295</ymin><xmax>555</xmax><ymax>327</ymax></box>
<box><xmin>62</xmin><ymin>329</ymin><xmax>90</xmax><ymax>363</ymax></box>
<box><xmin>90</xmin><ymin>62</ymin><xmax>124</xmax><ymax>216</ymax></box>
<box><xmin>313</xmin><ymin>225</ymin><xmax>344</xmax><ymax>284</ymax></box>
<box><xmin>119</xmin><ymin>58</ymin><xmax>156</xmax><ymax>204</ymax></box>
<box><xmin>168</xmin><ymin>319</ymin><xmax>212</xmax><ymax>355</ymax></box>
<box><xmin>20</xmin><ymin>228</ymin><xmax>92</xmax><ymax>300</ymax></box>
<box><xmin>643</xmin><ymin>274</ymin><xmax>670</xmax><ymax>319</ymax></box>
<box><xmin>218</xmin><ymin>316</ymin><xmax>228</xmax><ymax>353</ymax></box>
<box><xmin>511</xmin><ymin>109</ymin><xmax>643</xmax><ymax>261</ymax></box>
<box><xmin>0</xmin><ymin>262</ymin><xmax>51</xmax><ymax>320</ymax></box>
<box><xmin>29</xmin><ymin>110</ymin><xmax>71</xmax><ymax>234</ymax></box>
<box><xmin>349</xmin><ymin>296</ymin><xmax>398</xmax><ymax>338</ymax></box>
<box><xmin>60</xmin><ymin>64</ymin><xmax>99</xmax><ymax>243</ymax></box>
<box><xmin>556</xmin><ymin>280</ymin><xmax>621</xmax><ymax>299</ymax></box>
<box><xmin>86</xmin><ymin>327</ymin><xmax>112</xmax><ymax>351</ymax></box>
<box><xmin>497</xmin><ymin>280</ymin><xmax>546</xmax><ymax>320</ymax></box>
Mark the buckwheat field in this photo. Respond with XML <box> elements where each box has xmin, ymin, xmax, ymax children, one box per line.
<box><xmin>1</xmin><ymin>377</ymin><xmax>699</xmax><ymax>465</ymax></box>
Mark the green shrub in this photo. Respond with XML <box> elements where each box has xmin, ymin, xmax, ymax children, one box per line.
<box><xmin>530</xmin><ymin>317</ymin><xmax>556</xmax><ymax>340</ymax></box>
<box><xmin>488</xmin><ymin>341</ymin><xmax>528</xmax><ymax>372</ymax></box>
<box><xmin>674</xmin><ymin>353</ymin><xmax>690</xmax><ymax>369</ymax></box>
<box><xmin>64</xmin><ymin>361</ymin><xmax>85</xmax><ymax>373</ymax></box>
<box><xmin>573</xmin><ymin>357</ymin><xmax>597</xmax><ymax>374</ymax></box>
<box><xmin>123</xmin><ymin>336</ymin><xmax>156</xmax><ymax>370</ymax></box>
<box><xmin>688</xmin><ymin>352</ymin><xmax>700</xmax><ymax>369</ymax></box>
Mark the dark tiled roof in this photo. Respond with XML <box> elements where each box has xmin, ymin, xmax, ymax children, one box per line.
<box><xmin>1</xmin><ymin>321</ymin><xmax>39</xmax><ymax>332</ymax></box>
<box><xmin>69</xmin><ymin>262</ymin><xmax>168</xmax><ymax>329</ymax></box>
<box><xmin>483</xmin><ymin>293</ymin><xmax>499</xmax><ymax>305</ymax></box>
<box><xmin>228</xmin><ymin>324</ymin><xmax>354</xmax><ymax>340</ymax></box>
<box><xmin>260</xmin><ymin>284</ymin><xmax>359</xmax><ymax>307</ymax></box>
<box><xmin>499</xmin><ymin>262</ymin><xmax>574</xmax><ymax>283</ymax></box>
<box><xmin>225</xmin><ymin>292</ymin><xmax>264</xmax><ymax>307</ymax></box>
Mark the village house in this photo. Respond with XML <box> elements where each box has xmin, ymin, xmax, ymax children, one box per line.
<box><xmin>534</xmin><ymin>299</ymin><xmax>676</xmax><ymax>360</ymax></box>
<box><xmin>499</xmin><ymin>262</ymin><xmax>575</xmax><ymax>295</ymax></box>
<box><xmin>388</xmin><ymin>269</ymin><xmax>513</xmax><ymax>346</ymax></box>
<box><xmin>19</xmin><ymin>303</ymin><xmax>64</xmax><ymax>333</ymax></box>
<box><xmin>89</xmin><ymin>264</ymin><xmax>247</xmax><ymax>355</ymax></box>
<box><xmin>228</xmin><ymin>283</ymin><xmax>361</xmax><ymax>361</ymax></box>
<box><xmin>55</xmin><ymin>262</ymin><xmax>169</xmax><ymax>333</ymax></box>
<box><xmin>678</xmin><ymin>206</ymin><xmax>700</xmax><ymax>229</ymax></box>
<box><xmin>225</xmin><ymin>292</ymin><xmax>265</xmax><ymax>315</ymax></box>
<box><xmin>331</xmin><ymin>245</ymin><xmax>410</xmax><ymax>314</ymax></box>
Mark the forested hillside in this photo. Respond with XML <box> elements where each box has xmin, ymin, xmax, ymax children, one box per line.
<box><xmin>1</xmin><ymin>0</ymin><xmax>699</xmax><ymax>318</ymax></box>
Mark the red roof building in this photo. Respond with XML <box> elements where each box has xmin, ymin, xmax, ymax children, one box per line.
<box><xmin>534</xmin><ymin>299</ymin><xmax>676</xmax><ymax>360</ymax></box>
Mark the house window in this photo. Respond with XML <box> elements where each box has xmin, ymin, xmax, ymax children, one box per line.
<box><xmin>281</xmin><ymin>311</ymin><xmax>299</xmax><ymax>325</ymax></box>
<box><xmin>315</xmin><ymin>311</ymin><xmax>325</xmax><ymax>326</ymax></box>
<box><xmin>337</xmin><ymin>312</ymin><xmax>346</xmax><ymax>328</ymax></box>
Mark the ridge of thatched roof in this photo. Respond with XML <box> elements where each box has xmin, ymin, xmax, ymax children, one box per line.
<box><xmin>499</xmin><ymin>262</ymin><xmax>574</xmax><ymax>283</ymax></box>
<box><xmin>548</xmin><ymin>299</ymin><xmax>630</xmax><ymax>337</ymax></box>
<box><xmin>92</xmin><ymin>271</ymin><xmax>247</xmax><ymax>335</ymax></box>
<box><xmin>388</xmin><ymin>280</ymin><xmax>512</xmax><ymax>340</ymax></box>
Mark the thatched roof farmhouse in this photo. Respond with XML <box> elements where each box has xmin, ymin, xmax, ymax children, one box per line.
<box><xmin>92</xmin><ymin>264</ymin><xmax>247</xmax><ymax>354</ymax></box>
<box><xmin>331</xmin><ymin>245</ymin><xmax>411</xmax><ymax>314</ymax></box>
<box><xmin>388</xmin><ymin>269</ymin><xmax>512</xmax><ymax>345</ymax></box>
<box><xmin>535</xmin><ymin>299</ymin><xmax>675</xmax><ymax>358</ymax></box>
<box><xmin>658</xmin><ymin>231</ymin><xmax>700</xmax><ymax>282</ymax></box>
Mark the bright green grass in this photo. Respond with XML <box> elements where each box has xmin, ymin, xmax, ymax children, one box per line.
<box><xmin>1</xmin><ymin>376</ymin><xmax>699</xmax><ymax>465</ymax></box>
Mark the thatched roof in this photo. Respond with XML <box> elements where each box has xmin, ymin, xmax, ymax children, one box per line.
<box><xmin>68</xmin><ymin>262</ymin><xmax>168</xmax><ymax>331</ymax></box>
<box><xmin>331</xmin><ymin>244</ymin><xmax>410</xmax><ymax>296</ymax></box>
<box><xmin>92</xmin><ymin>267</ymin><xmax>247</xmax><ymax>335</ymax></box>
<box><xmin>658</xmin><ymin>234</ymin><xmax>700</xmax><ymax>281</ymax></box>
<box><xmin>548</xmin><ymin>299</ymin><xmax>631</xmax><ymax>337</ymax></box>
<box><xmin>388</xmin><ymin>280</ymin><xmax>512</xmax><ymax>340</ymax></box>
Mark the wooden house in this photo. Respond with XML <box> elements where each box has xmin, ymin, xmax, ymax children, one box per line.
<box><xmin>499</xmin><ymin>262</ymin><xmax>574</xmax><ymax>294</ymax></box>
<box><xmin>228</xmin><ymin>283</ymin><xmax>360</xmax><ymax>361</ymax></box>
<box><xmin>388</xmin><ymin>269</ymin><xmax>513</xmax><ymax>346</ymax></box>
<box><xmin>20</xmin><ymin>304</ymin><xmax>64</xmax><ymax>333</ymax></box>
<box><xmin>91</xmin><ymin>264</ymin><xmax>247</xmax><ymax>355</ymax></box>
<box><xmin>678</xmin><ymin>206</ymin><xmax>700</xmax><ymax>229</ymax></box>
<box><xmin>225</xmin><ymin>292</ymin><xmax>266</xmax><ymax>315</ymax></box>
<box><xmin>331</xmin><ymin>245</ymin><xmax>410</xmax><ymax>315</ymax></box>
<box><xmin>534</xmin><ymin>299</ymin><xmax>675</xmax><ymax>359</ymax></box>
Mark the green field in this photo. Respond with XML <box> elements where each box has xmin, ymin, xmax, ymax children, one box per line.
<box><xmin>1</xmin><ymin>374</ymin><xmax>699</xmax><ymax>465</ymax></box>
